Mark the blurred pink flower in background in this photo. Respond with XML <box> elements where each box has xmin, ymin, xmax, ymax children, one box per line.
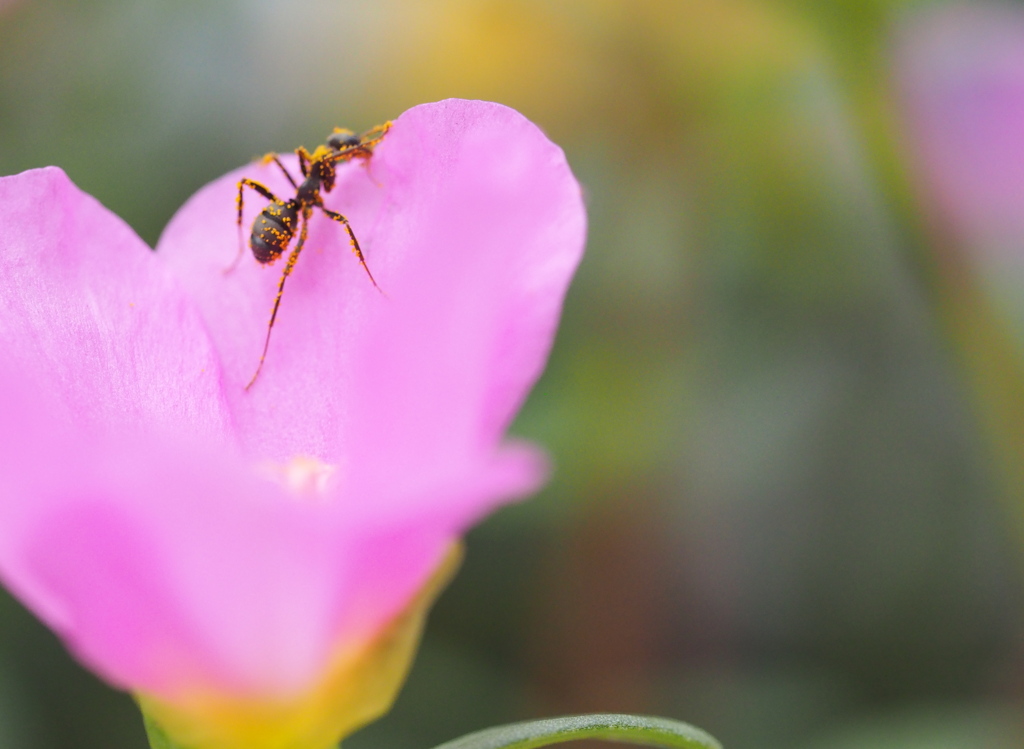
<box><xmin>896</xmin><ymin>2</ymin><xmax>1024</xmax><ymax>259</ymax></box>
<box><xmin>0</xmin><ymin>99</ymin><xmax>585</xmax><ymax>749</ymax></box>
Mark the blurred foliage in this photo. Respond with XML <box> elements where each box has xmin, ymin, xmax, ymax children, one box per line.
<box><xmin>2</xmin><ymin>1</ymin><xmax>1024</xmax><ymax>748</ymax></box>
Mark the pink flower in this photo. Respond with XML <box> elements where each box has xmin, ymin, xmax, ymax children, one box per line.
<box><xmin>895</xmin><ymin>3</ymin><xmax>1024</xmax><ymax>257</ymax></box>
<box><xmin>0</xmin><ymin>99</ymin><xmax>585</xmax><ymax>749</ymax></box>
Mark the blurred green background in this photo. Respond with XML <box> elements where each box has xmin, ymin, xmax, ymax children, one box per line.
<box><xmin>3</xmin><ymin>1</ymin><xmax>1024</xmax><ymax>748</ymax></box>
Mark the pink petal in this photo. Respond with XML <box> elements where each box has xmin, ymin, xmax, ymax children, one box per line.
<box><xmin>0</xmin><ymin>383</ymin><xmax>453</xmax><ymax>697</ymax></box>
<box><xmin>0</xmin><ymin>167</ymin><xmax>232</xmax><ymax>444</ymax></box>
<box><xmin>157</xmin><ymin>101</ymin><xmax>586</xmax><ymax>526</ymax></box>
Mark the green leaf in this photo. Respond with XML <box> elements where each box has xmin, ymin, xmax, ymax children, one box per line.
<box><xmin>429</xmin><ymin>714</ymin><xmax>723</xmax><ymax>749</ymax></box>
<box><xmin>141</xmin><ymin>710</ymin><xmax>188</xmax><ymax>749</ymax></box>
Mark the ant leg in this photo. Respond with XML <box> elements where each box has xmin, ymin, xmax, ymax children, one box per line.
<box><xmin>359</xmin><ymin>121</ymin><xmax>392</xmax><ymax>146</ymax></box>
<box><xmin>329</xmin><ymin>145</ymin><xmax>369</xmax><ymax>166</ymax></box>
<box><xmin>318</xmin><ymin>205</ymin><xmax>382</xmax><ymax>292</ymax></box>
<box><xmin>360</xmin><ymin>122</ymin><xmax>392</xmax><ymax>184</ymax></box>
<box><xmin>261</xmin><ymin>153</ymin><xmax>299</xmax><ymax>189</ymax></box>
<box><xmin>245</xmin><ymin>206</ymin><xmax>312</xmax><ymax>391</ymax></box>
<box><xmin>229</xmin><ymin>179</ymin><xmax>281</xmax><ymax>274</ymax></box>
<box><xmin>297</xmin><ymin>147</ymin><xmax>313</xmax><ymax>178</ymax></box>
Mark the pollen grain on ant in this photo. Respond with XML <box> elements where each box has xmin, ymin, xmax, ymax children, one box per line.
<box><xmin>231</xmin><ymin>122</ymin><xmax>391</xmax><ymax>391</ymax></box>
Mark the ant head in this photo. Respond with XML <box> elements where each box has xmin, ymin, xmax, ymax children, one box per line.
<box><xmin>328</xmin><ymin>129</ymin><xmax>361</xmax><ymax>151</ymax></box>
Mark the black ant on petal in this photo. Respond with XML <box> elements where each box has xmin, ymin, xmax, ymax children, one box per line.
<box><xmin>232</xmin><ymin>122</ymin><xmax>391</xmax><ymax>390</ymax></box>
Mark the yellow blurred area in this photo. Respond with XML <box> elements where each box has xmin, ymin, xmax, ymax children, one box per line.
<box><xmin>369</xmin><ymin>0</ymin><xmax>820</xmax><ymax>143</ymax></box>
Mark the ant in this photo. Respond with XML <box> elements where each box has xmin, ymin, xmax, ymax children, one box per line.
<box><xmin>233</xmin><ymin>122</ymin><xmax>391</xmax><ymax>390</ymax></box>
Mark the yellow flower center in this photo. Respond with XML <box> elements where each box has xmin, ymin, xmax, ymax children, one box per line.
<box><xmin>258</xmin><ymin>456</ymin><xmax>338</xmax><ymax>499</ymax></box>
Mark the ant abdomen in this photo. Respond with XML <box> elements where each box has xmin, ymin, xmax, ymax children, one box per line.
<box><xmin>251</xmin><ymin>200</ymin><xmax>298</xmax><ymax>264</ymax></box>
